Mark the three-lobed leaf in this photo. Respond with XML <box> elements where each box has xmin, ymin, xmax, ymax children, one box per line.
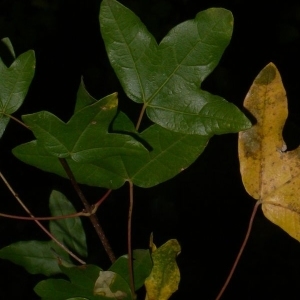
<box><xmin>12</xmin><ymin>1</ymin><xmax>250</xmax><ymax>191</ymax></box>
<box><xmin>13</xmin><ymin>87</ymin><xmax>209</xmax><ymax>188</ymax></box>
<box><xmin>100</xmin><ymin>0</ymin><xmax>251</xmax><ymax>135</ymax></box>
<box><xmin>22</xmin><ymin>93</ymin><xmax>147</xmax><ymax>160</ymax></box>
<box><xmin>13</xmin><ymin>122</ymin><xmax>209</xmax><ymax>189</ymax></box>
<box><xmin>239</xmin><ymin>63</ymin><xmax>300</xmax><ymax>241</ymax></box>
<box><xmin>109</xmin><ymin>112</ymin><xmax>210</xmax><ymax>187</ymax></box>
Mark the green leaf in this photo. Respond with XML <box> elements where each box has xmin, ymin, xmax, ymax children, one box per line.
<box><xmin>49</xmin><ymin>190</ymin><xmax>88</xmax><ymax>258</ymax></box>
<box><xmin>22</xmin><ymin>92</ymin><xmax>147</xmax><ymax>161</ymax></box>
<box><xmin>109</xmin><ymin>249</ymin><xmax>152</xmax><ymax>291</ymax></box>
<box><xmin>74</xmin><ymin>78</ymin><xmax>97</xmax><ymax>114</ymax></box>
<box><xmin>66</xmin><ymin>298</ymin><xmax>89</xmax><ymax>300</ymax></box>
<box><xmin>0</xmin><ymin>240</ymin><xmax>68</xmax><ymax>276</ymax></box>
<box><xmin>14</xmin><ymin>109</ymin><xmax>208</xmax><ymax>189</ymax></box>
<box><xmin>60</xmin><ymin>264</ymin><xmax>102</xmax><ymax>292</ymax></box>
<box><xmin>100</xmin><ymin>0</ymin><xmax>251</xmax><ymax>135</ymax></box>
<box><xmin>131</xmin><ymin>123</ymin><xmax>209</xmax><ymax>187</ymax></box>
<box><xmin>76</xmin><ymin>112</ymin><xmax>210</xmax><ymax>188</ymax></box>
<box><xmin>1</xmin><ymin>37</ymin><xmax>16</xmax><ymax>59</ymax></box>
<box><xmin>35</xmin><ymin>279</ymin><xmax>96</xmax><ymax>300</ymax></box>
<box><xmin>0</xmin><ymin>48</ymin><xmax>35</xmax><ymax>137</ymax></box>
<box><xmin>34</xmin><ymin>265</ymin><xmax>133</xmax><ymax>300</ymax></box>
<box><xmin>12</xmin><ymin>140</ymin><xmax>126</xmax><ymax>189</ymax></box>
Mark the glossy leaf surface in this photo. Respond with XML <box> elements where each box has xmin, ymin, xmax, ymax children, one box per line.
<box><xmin>0</xmin><ymin>39</ymin><xmax>35</xmax><ymax>137</ymax></box>
<box><xmin>239</xmin><ymin>63</ymin><xmax>300</xmax><ymax>241</ymax></box>
<box><xmin>22</xmin><ymin>93</ymin><xmax>147</xmax><ymax>160</ymax></box>
<box><xmin>14</xmin><ymin>111</ymin><xmax>209</xmax><ymax>188</ymax></box>
<box><xmin>100</xmin><ymin>0</ymin><xmax>251</xmax><ymax>135</ymax></box>
<box><xmin>69</xmin><ymin>111</ymin><xmax>210</xmax><ymax>188</ymax></box>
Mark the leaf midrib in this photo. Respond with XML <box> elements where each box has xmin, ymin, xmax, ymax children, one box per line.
<box><xmin>107</xmin><ymin>1</ymin><xmax>146</xmax><ymax>103</ymax></box>
<box><xmin>146</xmin><ymin>17</ymin><xmax>224</xmax><ymax>107</ymax></box>
<box><xmin>0</xmin><ymin>52</ymin><xmax>33</xmax><ymax>113</ymax></box>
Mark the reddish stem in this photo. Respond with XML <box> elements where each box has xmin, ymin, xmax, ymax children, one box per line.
<box><xmin>59</xmin><ymin>158</ymin><xmax>116</xmax><ymax>263</ymax></box>
<box><xmin>215</xmin><ymin>201</ymin><xmax>261</xmax><ymax>300</ymax></box>
<box><xmin>128</xmin><ymin>181</ymin><xmax>136</xmax><ymax>299</ymax></box>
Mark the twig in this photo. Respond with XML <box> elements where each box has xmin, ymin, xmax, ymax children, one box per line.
<box><xmin>215</xmin><ymin>200</ymin><xmax>261</xmax><ymax>300</ymax></box>
<box><xmin>0</xmin><ymin>171</ymin><xmax>86</xmax><ymax>265</ymax></box>
<box><xmin>0</xmin><ymin>210</ymin><xmax>90</xmax><ymax>220</ymax></box>
<box><xmin>2</xmin><ymin>112</ymin><xmax>29</xmax><ymax>129</ymax></box>
<box><xmin>92</xmin><ymin>189</ymin><xmax>112</xmax><ymax>213</ymax></box>
<box><xmin>58</xmin><ymin>158</ymin><xmax>116</xmax><ymax>263</ymax></box>
<box><xmin>127</xmin><ymin>181</ymin><xmax>136</xmax><ymax>299</ymax></box>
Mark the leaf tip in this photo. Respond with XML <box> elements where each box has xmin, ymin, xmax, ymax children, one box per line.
<box><xmin>254</xmin><ymin>62</ymin><xmax>278</xmax><ymax>85</ymax></box>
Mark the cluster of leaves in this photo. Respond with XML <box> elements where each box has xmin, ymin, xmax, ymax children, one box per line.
<box><xmin>9</xmin><ymin>0</ymin><xmax>297</xmax><ymax>299</ymax></box>
<box><xmin>12</xmin><ymin>0</ymin><xmax>250</xmax><ymax>191</ymax></box>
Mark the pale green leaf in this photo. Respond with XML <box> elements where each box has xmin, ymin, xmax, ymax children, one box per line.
<box><xmin>94</xmin><ymin>271</ymin><xmax>129</xmax><ymax>299</ymax></box>
<box><xmin>1</xmin><ymin>37</ymin><xmax>16</xmax><ymax>59</ymax></box>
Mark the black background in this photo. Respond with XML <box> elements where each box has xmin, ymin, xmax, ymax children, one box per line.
<box><xmin>1</xmin><ymin>0</ymin><xmax>300</xmax><ymax>299</ymax></box>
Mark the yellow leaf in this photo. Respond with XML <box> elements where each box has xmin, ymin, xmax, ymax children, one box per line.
<box><xmin>145</xmin><ymin>239</ymin><xmax>181</xmax><ymax>300</ymax></box>
<box><xmin>238</xmin><ymin>62</ymin><xmax>300</xmax><ymax>241</ymax></box>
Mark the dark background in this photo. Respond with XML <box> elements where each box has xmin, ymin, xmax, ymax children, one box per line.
<box><xmin>1</xmin><ymin>0</ymin><xmax>300</xmax><ymax>299</ymax></box>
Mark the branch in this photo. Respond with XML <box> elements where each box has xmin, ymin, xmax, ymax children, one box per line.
<box><xmin>127</xmin><ymin>181</ymin><xmax>136</xmax><ymax>299</ymax></box>
<box><xmin>2</xmin><ymin>112</ymin><xmax>29</xmax><ymax>129</ymax></box>
<box><xmin>0</xmin><ymin>171</ymin><xmax>86</xmax><ymax>265</ymax></box>
<box><xmin>215</xmin><ymin>200</ymin><xmax>260</xmax><ymax>300</ymax></box>
<box><xmin>59</xmin><ymin>158</ymin><xmax>116</xmax><ymax>263</ymax></box>
<box><xmin>0</xmin><ymin>210</ymin><xmax>90</xmax><ymax>220</ymax></box>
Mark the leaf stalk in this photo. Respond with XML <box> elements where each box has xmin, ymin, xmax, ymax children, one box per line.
<box><xmin>215</xmin><ymin>200</ymin><xmax>261</xmax><ymax>300</ymax></box>
<box><xmin>127</xmin><ymin>181</ymin><xmax>136</xmax><ymax>299</ymax></box>
<box><xmin>0</xmin><ymin>170</ymin><xmax>86</xmax><ymax>265</ymax></box>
